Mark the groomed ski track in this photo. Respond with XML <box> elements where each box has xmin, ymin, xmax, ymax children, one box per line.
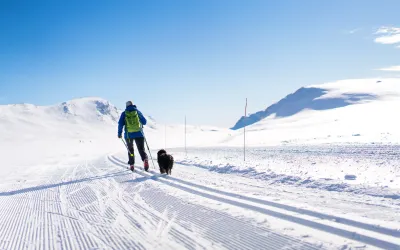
<box><xmin>107</xmin><ymin>155</ymin><xmax>400</xmax><ymax>250</ymax></box>
<box><xmin>0</xmin><ymin>153</ymin><xmax>398</xmax><ymax>250</ymax></box>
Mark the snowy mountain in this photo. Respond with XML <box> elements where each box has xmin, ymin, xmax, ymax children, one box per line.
<box><xmin>227</xmin><ymin>78</ymin><xmax>400</xmax><ymax>145</ymax></box>
<box><xmin>231</xmin><ymin>79</ymin><xmax>386</xmax><ymax>130</ymax></box>
<box><xmin>0</xmin><ymin>97</ymin><xmax>228</xmax><ymax>174</ymax></box>
<box><xmin>0</xmin><ymin>97</ymin><xmax>122</xmax><ymax>143</ymax></box>
<box><xmin>3</xmin><ymin>78</ymin><xmax>400</xmax><ymax>173</ymax></box>
<box><xmin>52</xmin><ymin>97</ymin><xmax>121</xmax><ymax>123</ymax></box>
<box><xmin>2</xmin><ymin>97</ymin><xmax>118</xmax><ymax>123</ymax></box>
<box><xmin>0</xmin><ymin>98</ymin><xmax>132</xmax><ymax>174</ymax></box>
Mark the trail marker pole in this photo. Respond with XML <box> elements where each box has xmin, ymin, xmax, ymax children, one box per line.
<box><xmin>185</xmin><ymin>115</ymin><xmax>187</xmax><ymax>156</ymax></box>
<box><xmin>244</xmin><ymin>98</ymin><xmax>247</xmax><ymax>161</ymax></box>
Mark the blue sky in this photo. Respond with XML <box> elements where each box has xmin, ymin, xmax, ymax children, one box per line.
<box><xmin>1</xmin><ymin>0</ymin><xmax>399</xmax><ymax>127</ymax></box>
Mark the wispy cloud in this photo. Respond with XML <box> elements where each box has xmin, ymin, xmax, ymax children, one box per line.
<box><xmin>347</xmin><ymin>28</ymin><xmax>361</xmax><ymax>34</ymax></box>
<box><xmin>377</xmin><ymin>66</ymin><xmax>400</xmax><ymax>72</ymax></box>
<box><xmin>342</xmin><ymin>28</ymin><xmax>362</xmax><ymax>35</ymax></box>
<box><xmin>375</xmin><ymin>26</ymin><xmax>400</xmax><ymax>34</ymax></box>
<box><xmin>374</xmin><ymin>26</ymin><xmax>400</xmax><ymax>45</ymax></box>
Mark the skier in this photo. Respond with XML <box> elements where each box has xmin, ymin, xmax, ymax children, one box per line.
<box><xmin>118</xmin><ymin>101</ymin><xmax>149</xmax><ymax>171</ymax></box>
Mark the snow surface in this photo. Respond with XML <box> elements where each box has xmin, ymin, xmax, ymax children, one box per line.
<box><xmin>1</xmin><ymin>78</ymin><xmax>400</xmax><ymax>249</ymax></box>
<box><xmin>230</xmin><ymin>78</ymin><xmax>400</xmax><ymax>145</ymax></box>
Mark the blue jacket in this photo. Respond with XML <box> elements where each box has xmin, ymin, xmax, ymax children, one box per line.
<box><xmin>118</xmin><ymin>105</ymin><xmax>147</xmax><ymax>139</ymax></box>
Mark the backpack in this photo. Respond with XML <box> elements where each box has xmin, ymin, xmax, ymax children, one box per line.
<box><xmin>125</xmin><ymin>110</ymin><xmax>141</xmax><ymax>133</ymax></box>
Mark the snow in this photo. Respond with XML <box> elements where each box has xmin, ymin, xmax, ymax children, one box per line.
<box><xmin>0</xmin><ymin>78</ymin><xmax>400</xmax><ymax>249</ymax></box>
<box><xmin>229</xmin><ymin>78</ymin><xmax>400</xmax><ymax>146</ymax></box>
<box><xmin>176</xmin><ymin>145</ymin><xmax>400</xmax><ymax>192</ymax></box>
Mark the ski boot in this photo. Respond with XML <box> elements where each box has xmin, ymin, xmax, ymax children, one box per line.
<box><xmin>144</xmin><ymin>159</ymin><xmax>149</xmax><ymax>172</ymax></box>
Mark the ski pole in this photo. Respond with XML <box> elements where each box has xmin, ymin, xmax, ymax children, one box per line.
<box><xmin>121</xmin><ymin>138</ymin><xmax>134</xmax><ymax>157</ymax></box>
<box><xmin>141</xmin><ymin>127</ymin><xmax>156</xmax><ymax>169</ymax></box>
<box><xmin>144</xmin><ymin>136</ymin><xmax>156</xmax><ymax>169</ymax></box>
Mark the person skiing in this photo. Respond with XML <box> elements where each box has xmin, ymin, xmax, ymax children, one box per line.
<box><xmin>118</xmin><ymin>101</ymin><xmax>149</xmax><ymax>171</ymax></box>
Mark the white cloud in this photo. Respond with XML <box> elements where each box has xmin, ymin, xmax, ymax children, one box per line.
<box><xmin>375</xmin><ymin>34</ymin><xmax>400</xmax><ymax>44</ymax></box>
<box><xmin>374</xmin><ymin>26</ymin><xmax>400</xmax><ymax>45</ymax></box>
<box><xmin>375</xmin><ymin>26</ymin><xmax>400</xmax><ymax>34</ymax></box>
<box><xmin>377</xmin><ymin>66</ymin><xmax>400</xmax><ymax>72</ymax></box>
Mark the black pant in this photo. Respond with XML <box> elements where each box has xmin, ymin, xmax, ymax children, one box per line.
<box><xmin>127</xmin><ymin>137</ymin><xmax>148</xmax><ymax>165</ymax></box>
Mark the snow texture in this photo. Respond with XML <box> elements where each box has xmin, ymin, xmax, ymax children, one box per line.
<box><xmin>1</xmin><ymin>78</ymin><xmax>400</xmax><ymax>249</ymax></box>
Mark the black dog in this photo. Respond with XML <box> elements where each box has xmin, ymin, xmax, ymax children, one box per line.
<box><xmin>157</xmin><ymin>149</ymin><xmax>174</xmax><ymax>175</ymax></box>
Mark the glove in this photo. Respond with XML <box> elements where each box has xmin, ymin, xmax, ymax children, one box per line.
<box><xmin>118</xmin><ymin>135</ymin><xmax>122</xmax><ymax>139</ymax></box>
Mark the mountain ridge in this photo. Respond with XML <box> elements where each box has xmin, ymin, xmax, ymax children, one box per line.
<box><xmin>231</xmin><ymin>78</ymin><xmax>396</xmax><ymax>130</ymax></box>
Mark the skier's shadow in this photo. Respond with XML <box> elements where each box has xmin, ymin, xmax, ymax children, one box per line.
<box><xmin>107</xmin><ymin>155</ymin><xmax>162</xmax><ymax>183</ymax></box>
<box><xmin>0</xmin><ymin>170</ymin><xmax>129</xmax><ymax>196</ymax></box>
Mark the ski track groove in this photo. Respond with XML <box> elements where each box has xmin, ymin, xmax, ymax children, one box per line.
<box><xmin>45</xmin><ymin>201</ymin><xmax>54</xmax><ymax>250</ymax></box>
<box><xmin>109</xmin><ymin>158</ymin><xmax>290</xmax><ymax>250</ymax></box>
<box><xmin>107</xmin><ymin>157</ymin><xmax>321</xmax><ymax>250</ymax></box>
<box><xmin>81</xmin><ymin>223</ymin><xmax>96</xmax><ymax>249</ymax></box>
<box><xmin>0</xmin><ymin>197</ymin><xmax>11</xmax><ymax>247</ymax></box>
<box><xmin>123</xmin><ymin>195</ymin><xmax>212</xmax><ymax>250</ymax></box>
<box><xmin>9</xmin><ymin>198</ymin><xmax>21</xmax><ymax>250</ymax></box>
<box><xmin>105</xmin><ymin>166</ymin><xmax>229</xmax><ymax>250</ymax></box>
<box><xmin>140</xmin><ymin>188</ymin><xmax>287</xmax><ymax>250</ymax></box>
<box><xmin>29</xmin><ymin>198</ymin><xmax>39</xmax><ymax>250</ymax></box>
<box><xmin>113</xmin><ymin>172</ymin><xmax>242</xmax><ymax>250</ymax></box>
<box><xmin>109</xmin><ymin>155</ymin><xmax>400</xmax><ymax>250</ymax></box>
<box><xmin>1</xmin><ymin>155</ymin><xmax>349</xmax><ymax>250</ymax></box>
<box><xmin>70</xmin><ymin>216</ymin><xmax>87</xmax><ymax>250</ymax></box>
<box><xmin>67</xmin><ymin>164</ymin><xmax>117</xmax><ymax>249</ymax></box>
<box><xmin>141</xmin><ymin>174</ymin><xmax>300</xmax><ymax>247</ymax></box>
<box><xmin>69</xmin><ymin>175</ymin><xmax>123</xmax><ymax>249</ymax></box>
<box><xmin>103</xmin><ymin>227</ymin><xmax>126</xmax><ymax>250</ymax></box>
<box><xmin>116</xmin><ymin>155</ymin><xmax>400</xmax><ymax>237</ymax></box>
<box><xmin>46</xmin><ymin>212</ymin><xmax>53</xmax><ymax>250</ymax></box>
<box><xmin>12</xmin><ymin>199</ymin><xmax>24</xmax><ymax>250</ymax></box>
<box><xmin>14</xmin><ymin>199</ymin><xmax>25</xmax><ymax>250</ymax></box>
<box><xmin>8</xmin><ymin>197</ymin><xmax>24</xmax><ymax>250</ymax></box>
<box><xmin>31</xmin><ymin>201</ymin><xmax>42</xmax><ymax>248</ymax></box>
<box><xmin>59</xmin><ymin>167</ymin><xmax>78</xmax><ymax>250</ymax></box>
<box><xmin>82</xmin><ymin>164</ymin><xmax>154</xmax><ymax>250</ymax></box>
<box><xmin>168</xmin><ymin>230</ymin><xmax>196</xmax><ymax>250</ymax></box>
<box><xmin>60</xmin><ymin>212</ymin><xmax>72</xmax><ymax>250</ymax></box>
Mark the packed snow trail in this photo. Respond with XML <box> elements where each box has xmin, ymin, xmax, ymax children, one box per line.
<box><xmin>108</xmin><ymin>155</ymin><xmax>400</xmax><ymax>250</ymax></box>
<box><xmin>0</xmin><ymin>157</ymin><xmax>322</xmax><ymax>250</ymax></box>
<box><xmin>121</xmin><ymin>160</ymin><xmax>400</xmax><ymax>237</ymax></box>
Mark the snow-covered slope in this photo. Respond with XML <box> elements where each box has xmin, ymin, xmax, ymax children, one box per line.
<box><xmin>0</xmin><ymin>97</ymin><xmax>121</xmax><ymax>139</ymax></box>
<box><xmin>2</xmin><ymin>78</ymin><xmax>400</xmax><ymax>174</ymax></box>
<box><xmin>228</xmin><ymin>78</ymin><xmax>400</xmax><ymax>146</ymax></box>
<box><xmin>0</xmin><ymin>98</ymin><xmax>121</xmax><ymax>174</ymax></box>
<box><xmin>2</xmin><ymin>78</ymin><xmax>400</xmax><ymax>175</ymax></box>
<box><xmin>232</xmin><ymin>78</ymin><xmax>397</xmax><ymax>129</ymax></box>
<box><xmin>0</xmin><ymin>97</ymin><xmax>230</xmax><ymax>176</ymax></box>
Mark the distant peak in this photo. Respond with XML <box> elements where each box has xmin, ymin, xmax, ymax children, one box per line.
<box><xmin>231</xmin><ymin>78</ymin><xmax>398</xmax><ymax>130</ymax></box>
<box><xmin>65</xmin><ymin>96</ymin><xmax>110</xmax><ymax>104</ymax></box>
